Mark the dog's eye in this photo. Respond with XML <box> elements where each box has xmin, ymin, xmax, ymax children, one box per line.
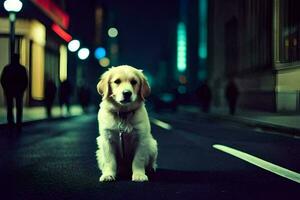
<box><xmin>130</xmin><ymin>79</ymin><xmax>137</xmax><ymax>85</ymax></box>
<box><xmin>114</xmin><ymin>79</ymin><xmax>121</xmax><ymax>84</ymax></box>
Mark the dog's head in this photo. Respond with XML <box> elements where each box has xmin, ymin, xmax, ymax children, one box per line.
<box><xmin>97</xmin><ymin>65</ymin><xmax>150</xmax><ymax>107</ymax></box>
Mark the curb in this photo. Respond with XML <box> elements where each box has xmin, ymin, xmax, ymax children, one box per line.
<box><xmin>0</xmin><ymin>114</ymin><xmax>82</xmax><ymax>130</ymax></box>
<box><xmin>177</xmin><ymin>106</ymin><xmax>300</xmax><ymax>137</ymax></box>
<box><xmin>211</xmin><ymin>114</ymin><xmax>300</xmax><ymax>137</ymax></box>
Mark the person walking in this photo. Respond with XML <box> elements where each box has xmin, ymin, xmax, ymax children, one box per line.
<box><xmin>78</xmin><ymin>84</ymin><xmax>90</xmax><ymax>113</ymax></box>
<box><xmin>197</xmin><ymin>80</ymin><xmax>212</xmax><ymax>113</ymax></box>
<box><xmin>44</xmin><ymin>78</ymin><xmax>57</xmax><ymax>118</ymax></box>
<box><xmin>1</xmin><ymin>53</ymin><xmax>28</xmax><ymax>132</ymax></box>
<box><xmin>225</xmin><ymin>79</ymin><xmax>239</xmax><ymax>115</ymax></box>
<box><xmin>59</xmin><ymin>79</ymin><xmax>72</xmax><ymax>115</ymax></box>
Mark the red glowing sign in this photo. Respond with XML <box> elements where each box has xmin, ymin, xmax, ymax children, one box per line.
<box><xmin>30</xmin><ymin>0</ymin><xmax>70</xmax><ymax>29</ymax></box>
<box><xmin>51</xmin><ymin>24</ymin><xmax>72</xmax><ymax>42</ymax></box>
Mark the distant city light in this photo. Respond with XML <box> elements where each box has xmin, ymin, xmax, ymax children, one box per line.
<box><xmin>177</xmin><ymin>85</ymin><xmax>187</xmax><ymax>94</ymax></box>
<box><xmin>110</xmin><ymin>44</ymin><xmax>119</xmax><ymax>54</ymax></box>
<box><xmin>78</xmin><ymin>48</ymin><xmax>90</xmax><ymax>60</ymax></box>
<box><xmin>52</xmin><ymin>24</ymin><xmax>72</xmax><ymax>42</ymax></box>
<box><xmin>177</xmin><ymin>22</ymin><xmax>187</xmax><ymax>72</ymax></box>
<box><xmin>198</xmin><ymin>70</ymin><xmax>207</xmax><ymax>80</ymax></box>
<box><xmin>4</xmin><ymin>0</ymin><xmax>23</xmax><ymax>12</ymax></box>
<box><xmin>199</xmin><ymin>0</ymin><xmax>207</xmax><ymax>59</ymax></box>
<box><xmin>68</xmin><ymin>39</ymin><xmax>80</xmax><ymax>52</ymax></box>
<box><xmin>94</xmin><ymin>47</ymin><xmax>106</xmax><ymax>60</ymax></box>
<box><xmin>179</xmin><ymin>75</ymin><xmax>187</xmax><ymax>84</ymax></box>
<box><xmin>108</xmin><ymin>27</ymin><xmax>118</xmax><ymax>38</ymax></box>
<box><xmin>99</xmin><ymin>57</ymin><xmax>110</xmax><ymax>67</ymax></box>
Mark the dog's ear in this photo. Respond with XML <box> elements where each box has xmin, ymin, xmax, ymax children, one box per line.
<box><xmin>138</xmin><ymin>70</ymin><xmax>151</xmax><ymax>101</ymax></box>
<box><xmin>97</xmin><ymin>71</ymin><xmax>111</xmax><ymax>99</ymax></box>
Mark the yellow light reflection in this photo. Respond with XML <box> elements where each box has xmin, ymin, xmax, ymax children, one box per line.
<box><xmin>59</xmin><ymin>45</ymin><xmax>67</xmax><ymax>81</ymax></box>
<box><xmin>29</xmin><ymin>20</ymin><xmax>46</xmax><ymax>46</ymax></box>
<box><xmin>31</xmin><ymin>43</ymin><xmax>44</xmax><ymax>100</ymax></box>
<box><xmin>20</xmin><ymin>37</ymin><xmax>29</xmax><ymax>66</ymax></box>
<box><xmin>28</xmin><ymin>20</ymin><xmax>46</xmax><ymax>100</ymax></box>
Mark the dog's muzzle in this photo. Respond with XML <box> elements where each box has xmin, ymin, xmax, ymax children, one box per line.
<box><xmin>121</xmin><ymin>90</ymin><xmax>132</xmax><ymax>103</ymax></box>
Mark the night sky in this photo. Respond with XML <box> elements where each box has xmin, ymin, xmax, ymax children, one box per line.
<box><xmin>66</xmin><ymin>0</ymin><xmax>179</xmax><ymax>74</ymax></box>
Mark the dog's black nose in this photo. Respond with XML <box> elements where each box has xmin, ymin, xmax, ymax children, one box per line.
<box><xmin>123</xmin><ymin>90</ymin><xmax>132</xmax><ymax>99</ymax></box>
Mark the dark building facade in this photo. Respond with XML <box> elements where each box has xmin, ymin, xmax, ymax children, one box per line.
<box><xmin>208</xmin><ymin>0</ymin><xmax>300</xmax><ymax>112</ymax></box>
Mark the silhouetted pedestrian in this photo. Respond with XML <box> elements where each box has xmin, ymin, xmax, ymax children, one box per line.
<box><xmin>59</xmin><ymin>79</ymin><xmax>72</xmax><ymax>115</ymax></box>
<box><xmin>225</xmin><ymin>79</ymin><xmax>239</xmax><ymax>115</ymax></box>
<box><xmin>78</xmin><ymin>84</ymin><xmax>90</xmax><ymax>113</ymax></box>
<box><xmin>1</xmin><ymin>53</ymin><xmax>28</xmax><ymax>132</ymax></box>
<box><xmin>44</xmin><ymin>78</ymin><xmax>57</xmax><ymax>118</ymax></box>
<box><xmin>197</xmin><ymin>80</ymin><xmax>212</xmax><ymax>113</ymax></box>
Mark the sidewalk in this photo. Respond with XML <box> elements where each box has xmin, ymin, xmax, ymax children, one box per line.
<box><xmin>179</xmin><ymin>105</ymin><xmax>300</xmax><ymax>136</ymax></box>
<box><xmin>0</xmin><ymin>105</ymin><xmax>85</xmax><ymax>126</ymax></box>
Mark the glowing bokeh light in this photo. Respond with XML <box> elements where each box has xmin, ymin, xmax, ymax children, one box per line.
<box><xmin>68</xmin><ymin>39</ymin><xmax>80</xmax><ymax>52</ymax></box>
<box><xmin>177</xmin><ymin>22</ymin><xmax>187</xmax><ymax>72</ymax></box>
<box><xmin>78</xmin><ymin>48</ymin><xmax>90</xmax><ymax>60</ymax></box>
<box><xmin>94</xmin><ymin>47</ymin><xmax>106</xmax><ymax>60</ymax></box>
<box><xmin>179</xmin><ymin>75</ymin><xmax>187</xmax><ymax>84</ymax></box>
<box><xmin>99</xmin><ymin>57</ymin><xmax>110</xmax><ymax>67</ymax></box>
<box><xmin>52</xmin><ymin>24</ymin><xmax>72</xmax><ymax>42</ymax></box>
<box><xmin>199</xmin><ymin>0</ymin><xmax>207</xmax><ymax>59</ymax></box>
<box><xmin>108</xmin><ymin>27</ymin><xmax>118</xmax><ymax>38</ymax></box>
<box><xmin>177</xmin><ymin>85</ymin><xmax>186</xmax><ymax>94</ymax></box>
<box><xmin>4</xmin><ymin>0</ymin><xmax>23</xmax><ymax>12</ymax></box>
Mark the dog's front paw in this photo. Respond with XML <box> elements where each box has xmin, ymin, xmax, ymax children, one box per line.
<box><xmin>99</xmin><ymin>174</ymin><xmax>116</xmax><ymax>182</ymax></box>
<box><xmin>132</xmin><ymin>173</ymin><xmax>148</xmax><ymax>182</ymax></box>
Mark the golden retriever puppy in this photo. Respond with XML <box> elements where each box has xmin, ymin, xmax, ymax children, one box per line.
<box><xmin>96</xmin><ymin>65</ymin><xmax>158</xmax><ymax>182</ymax></box>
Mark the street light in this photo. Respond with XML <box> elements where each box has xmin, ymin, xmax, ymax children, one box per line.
<box><xmin>3</xmin><ymin>0</ymin><xmax>23</xmax><ymax>63</ymax></box>
<box><xmin>108</xmin><ymin>27</ymin><xmax>118</xmax><ymax>38</ymax></box>
<box><xmin>68</xmin><ymin>39</ymin><xmax>80</xmax><ymax>52</ymax></box>
<box><xmin>78</xmin><ymin>48</ymin><xmax>90</xmax><ymax>60</ymax></box>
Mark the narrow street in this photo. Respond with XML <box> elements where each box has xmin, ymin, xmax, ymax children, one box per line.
<box><xmin>0</xmin><ymin>112</ymin><xmax>299</xmax><ymax>200</ymax></box>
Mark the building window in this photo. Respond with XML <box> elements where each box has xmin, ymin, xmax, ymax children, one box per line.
<box><xmin>280</xmin><ymin>0</ymin><xmax>300</xmax><ymax>62</ymax></box>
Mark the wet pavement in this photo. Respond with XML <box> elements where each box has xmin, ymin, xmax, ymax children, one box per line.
<box><xmin>0</xmin><ymin>112</ymin><xmax>299</xmax><ymax>200</ymax></box>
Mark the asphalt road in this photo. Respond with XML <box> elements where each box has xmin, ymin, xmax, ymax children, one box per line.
<box><xmin>0</xmin><ymin>111</ymin><xmax>299</xmax><ymax>200</ymax></box>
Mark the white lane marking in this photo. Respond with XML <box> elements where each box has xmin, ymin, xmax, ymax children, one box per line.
<box><xmin>213</xmin><ymin>144</ymin><xmax>300</xmax><ymax>184</ymax></box>
<box><xmin>294</xmin><ymin>135</ymin><xmax>300</xmax><ymax>140</ymax></box>
<box><xmin>150</xmin><ymin>118</ymin><xmax>172</xmax><ymax>130</ymax></box>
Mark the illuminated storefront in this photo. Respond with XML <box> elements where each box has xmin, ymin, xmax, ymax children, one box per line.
<box><xmin>0</xmin><ymin>0</ymin><xmax>69</xmax><ymax>106</ymax></box>
<box><xmin>274</xmin><ymin>0</ymin><xmax>300</xmax><ymax>112</ymax></box>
